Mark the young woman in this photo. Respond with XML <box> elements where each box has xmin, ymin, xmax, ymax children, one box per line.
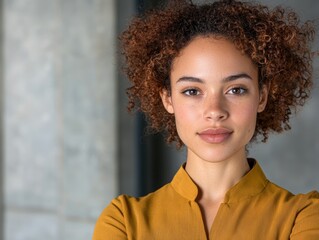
<box><xmin>93</xmin><ymin>0</ymin><xmax>319</xmax><ymax>239</ymax></box>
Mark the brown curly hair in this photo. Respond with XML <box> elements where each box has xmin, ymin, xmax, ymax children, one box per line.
<box><xmin>120</xmin><ymin>0</ymin><xmax>316</xmax><ymax>147</ymax></box>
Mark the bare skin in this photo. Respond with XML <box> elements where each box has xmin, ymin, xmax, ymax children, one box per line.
<box><xmin>197</xmin><ymin>198</ymin><xmax>221</xmax><ymax>237</ymax></box>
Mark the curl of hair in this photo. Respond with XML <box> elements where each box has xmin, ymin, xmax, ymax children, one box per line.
<box><xmin>120</xmin><ymin>0</ymin><xmax>316</xmax><ymax>148</ymax></box>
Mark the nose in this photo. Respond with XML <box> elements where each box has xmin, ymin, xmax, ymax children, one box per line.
<box><xmin>203</xmin><ymin>94</ymin><xmax>229</xmax><ymax>121</ymax></box>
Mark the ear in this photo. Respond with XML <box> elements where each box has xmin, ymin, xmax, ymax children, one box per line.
<box><xmin>257</xmin><ymin>84</ymin><xmax>269</xmax><ymax>113</ymax></box>
<box><xmin>160</xmin><ymin>89</ymin><xmax>174</xmax><ymax>114</ymax></box>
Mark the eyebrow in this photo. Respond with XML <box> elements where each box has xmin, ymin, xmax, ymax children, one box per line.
<box><xmin>176</xmin><ymin>73</ymin><xmax>253</xmax><ymax>84</ymax></box>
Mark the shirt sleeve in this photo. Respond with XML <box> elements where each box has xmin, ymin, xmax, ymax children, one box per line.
<box><xmin>290</xmin><ymin>191</ymin><xmax>319</xmax><ymax>240</ymax></box>
<box><xmin>92</xmin><ymin>196</ymin><xmax>128</xmax><ymax>240</ymax></box>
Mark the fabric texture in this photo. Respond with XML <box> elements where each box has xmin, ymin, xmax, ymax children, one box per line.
<box><xmin>93</xmin><ymin>159</ymin><xmax>319</xmax><ymax>240</ymax></box>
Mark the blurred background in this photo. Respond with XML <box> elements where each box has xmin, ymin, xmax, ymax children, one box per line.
<box><xmin>0</xmin><ymin>0</ymin><xmax>318</xmax><ymax>239</ymax></box>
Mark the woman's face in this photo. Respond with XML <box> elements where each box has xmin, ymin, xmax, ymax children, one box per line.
<box><xmin>161</xmin><ymin>36</ymin><xmax>268</xmax><ymax>164</ymax></box>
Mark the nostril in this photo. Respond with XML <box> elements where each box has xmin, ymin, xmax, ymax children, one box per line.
<box><xmin>205</xmin><ymin>111</ymin><xmax>228</xmax><ymax>121</ymax></box>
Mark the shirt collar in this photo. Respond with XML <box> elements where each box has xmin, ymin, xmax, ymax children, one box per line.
<box><xmin>171</xmin><ymin>163</ymin><xmax>198</xmax><ymax>201</ymax></box>
<box><xmin>171</xmin><ymin>159</ymin><xmax>269</xmax><ymax>203</ymax></box>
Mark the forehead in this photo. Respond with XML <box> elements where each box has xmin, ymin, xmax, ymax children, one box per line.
<box><xmin>170</xmin><ymin>36</ymin><xmax>257</xmax><ymax>78</ymax></box>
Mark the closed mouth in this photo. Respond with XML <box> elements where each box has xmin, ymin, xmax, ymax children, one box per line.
<box><xmin>197</xmin><ymin>128</ymin><xmax>233</xmax><ymax>144</ymax></box>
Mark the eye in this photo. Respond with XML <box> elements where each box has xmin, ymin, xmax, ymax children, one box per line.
<box><xmin>182</xmin><ymin>88</ymin><xmax>201</xmax><ymax>96</ymax></box>
<box><xmin>227</xmin><ymin>87</ymin><xmax>247</xmax><ymax>95</ymax></box>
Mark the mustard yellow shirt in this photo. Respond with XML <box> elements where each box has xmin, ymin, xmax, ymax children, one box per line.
<box><xmin>93</xmin><ymin>160</ymin><xmax>319</xmax><ymax>240</ymax></box>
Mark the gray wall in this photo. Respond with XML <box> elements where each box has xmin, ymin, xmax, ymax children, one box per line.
<box><xmin>2</xmin><ymin>0</ymin><xmax>116</xmax><ymax>239</ymax></box>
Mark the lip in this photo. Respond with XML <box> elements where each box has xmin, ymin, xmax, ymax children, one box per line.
<box><xmin>197</xmin><ymin>128</ymin><xmax>233</xmax><ymax>144</ymax></box>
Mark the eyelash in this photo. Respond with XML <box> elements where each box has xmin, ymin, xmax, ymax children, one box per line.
<box><xmin>182</xmin><ymin>88</ymin><xmax>201</xmax><ymax>96</ymax></box>
<box><xmin>227</xmin><ymin>87</ymin><xmax>248</xmax><ymax>95</ymax></box>
<box><xmin>182</xmin><ymin>87</ymin><xmax>248</xmax><ymax>96</ymax></box>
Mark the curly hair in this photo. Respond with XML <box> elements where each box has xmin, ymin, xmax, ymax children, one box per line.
<box><xmin>120</xmin><ymin>0</ymin><xmax>316</xmax><ymax>147</ymax></box>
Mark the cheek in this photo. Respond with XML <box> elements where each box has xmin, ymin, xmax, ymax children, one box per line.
<box><xmin>175</xmin><ymin>106</ymin><xmax>194</xmax><ymax>123</ymax></box>
<box><xmin>173</xmin><ymin>103</ymin><xmax>199</xmax><ymax>129</ymax></box>
<box><xmin>234</xmin><ymin>104</ymin><xmax>259</xmax><ymax>132</ymax></box>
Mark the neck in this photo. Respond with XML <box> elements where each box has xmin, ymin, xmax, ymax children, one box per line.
<box><xmin>185</xmin><ymin>150</ymin><xmax>250</xmax><ymax>202</ymax></box>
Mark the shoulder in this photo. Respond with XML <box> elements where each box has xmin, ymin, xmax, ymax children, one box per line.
<box><xmin>92</xmin><ymin>183</ymin><xmax>174</xmax><ymax>240</ymax></box>
<box><xmin>92</xmin><ymin>195</ymin><xmax>128</xmax><ymax>240</ymax></box>
<box><xmin>264</xmin><ymin>182</ymin><xmax>319</xmax><ymax>239</ymax></box>
<box><xmin>268</xmin><ymin>181</ymin><xmax>318</xmax><ymax>198</ymax></box>
<box><xmin>113</xmin><ymin>182</ymin><xmax>176</xmax><ymax>211</ymax></box>
<box><xmin>106</xmin><ymin>182</ymin><xmax>182</xmax><ymax>220</ymax></box>
<box><xmin>290</xmin><ymin>191</ymin><xmax>319</xmax><ymax>239</ymax></box>
<box><xmin>265</xmin><ymin>182</ymin><xmax>319</xmax><ymax>212</ymax></box>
